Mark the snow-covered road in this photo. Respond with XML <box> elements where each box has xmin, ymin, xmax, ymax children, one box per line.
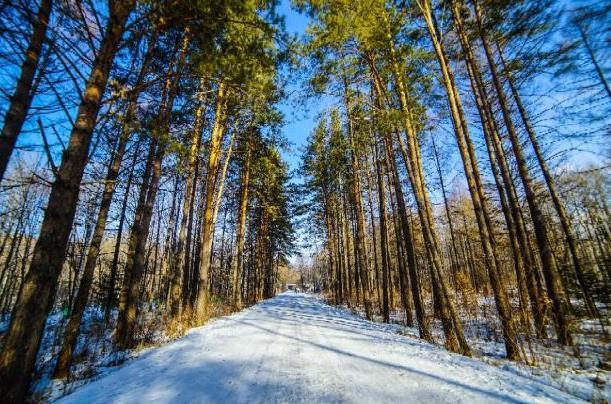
<box><xmin>58</xmin><ymin>293</ymin><xmax>581</xmax><ymax>403</ymax></box>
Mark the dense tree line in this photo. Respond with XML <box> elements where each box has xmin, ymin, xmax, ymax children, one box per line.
<box><xmin>0</xmin><ymin>0</ymin><xmax>295</xmax><ymax>401</ymax></box>
<box><xmin>298</xmin><ymin>0</ymin><xmax>609</xmax><ymax>363</ymax></box>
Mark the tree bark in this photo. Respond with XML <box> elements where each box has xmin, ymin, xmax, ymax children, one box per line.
<box><xmin>169</xmin><ymin>78</ymin><xmax>207</xmax><ymax>317</ymax></box>
<box><xmin>369</xmin><ymin>70</ymin><xmax>431</xmax><ymax>340</ymax></box>
<box><xmin>194</xmin><ymin>82</ymin><xmax>229</xmax><ymax>323</ymax></box>
<box><xmin>232</xmin><ymin>132</ymin><xmax>252</xmax><ymax>309</ymax></box>
<box><xmin>0</xmin><ymin>2</ymin><xmax>135</xmax><ymax>400</ymax></box>
<box><xmin>364</xmin><ymin>158</ymin><xmax>382</xmax><ymax>311</ymax></box>
<box><xmin>53</xmin><ymin>31</ymin><xmax>157</xmax><ymax>380</ymax></box>
<box><xmin>495</xmin><ymin>39</ymin><xmax>597</xmax><ymax>318</ymax></box>
<box><xmin>374</xmin><ymin>140</ymin><xmax>391</xmax><ymax>322</ymax></box>
<box><xmin>343</xmin><ymin>75</ymin><xmax>373</xmax><ymax>320</ymax></box>
<box><xmin>472</xmin><ymin>0</ymin><xmax>573</xmax><ymax>344</ymax></box>
<box><xmin>415</xmin><ymin>0</ymin><xmax>518</xmax><ymax>357</ymax></box>
<box><xmin>115</xmin><ymin>29</ymin><xmax>189</xmax><ymax>348</ymax></box>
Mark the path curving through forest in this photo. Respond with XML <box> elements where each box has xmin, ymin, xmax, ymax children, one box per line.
<box><xmin>57</xmin><ymin>293</ymin><xmax>581</xmax><ymax>403</ymax></box>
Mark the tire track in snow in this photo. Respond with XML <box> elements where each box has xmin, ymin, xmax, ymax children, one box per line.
<box><xmin>57</xmin><ymin>293</ymin><xmax>585</xmax><ymax>404</ymax></box>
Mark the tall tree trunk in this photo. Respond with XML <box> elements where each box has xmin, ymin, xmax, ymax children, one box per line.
<box><xmin>386</xmin><ymin>163</ymin><xmax>413</xmax><ymax>327</ymax></box>
<box><xmin>169</xmin><ymin>79</ymin><xmax>207</xmax><ymax>317</ymax></box>
<box><xmin>415</xmin><ymin>0</ymin><xmax>517</xmax><ymax>357</ymax></box>
<box><xmin>0</xmin><ymin>0</ymin><xmax>52</xmax><ymax>182</ymax></box>
<box><xmin>333</xmin><ymin>204</ymin><xmax>345</xmax><ymax>303</ymax></box>
<box><xmin>382</xmin><ymin>128</ymin><xmax>431</xmax><ymax>340</ymax></box>
<box><xmin>369</xmin><ymin>45</ymin><xmax>463</xmax><ymax>349</ymax></box>
<box><xmin>232</xmin><ymin>132</ymin><xmax>252</xmax><ymax>309</ymax></box>
<box><xmin>341</xmin><ymin>191</ymin><xmax>353</xmax><ymax>301</ymax></box>
<box><xmin>375</xmin><ymin>141</ymin><xmax>391</xmax><ymax>322</ymax></box>
<box><xmin>113</xmin><ymin>133</ymin><xmax>156</xmax><ymax>347</ymax></box>
<box><xmin>115</xmin><ymin>29</ymin><xmax>189</xmax><ymax>348</ymax></box>
<box><xmin>189</xmin><ymin>196</ymin><xmax>205</xmax><ymax>305</ymax></box>
<box><xmin>104</xmin><ymin>135</ymin><xmax>142</xmax><ymax>324</ymax></box>
<box><xmin>183</xmin><ymin>141</ymin><xmax>204</xmax><ymax>305</ymax></box>
<box><xmin>195</xmin><ymin>82</ymin><xmax>229</xmax><ymax>323</ymax></box>
<box><xmin>495</xmin><ymin>39</ymin><xmax>597</xmax><ymax>318</ymax></box>
<box><xmin>211</xmin><ymin>130</ymin><xmax>237</xmax><ymax>232</ymax></box>
<box><xmin>53</xmin><ymin>31</ymin><xmax>157</xmax><ymax>380</ymax></box>
<box><xmin>371</xmin><ymin>89</ymin><xmax>431</xmax><ymax>339</ymax></box>
<box><xmin>363</xmin><ymin>155</ymin><xmax>381</xmax><ymax>311</ymax></box>
<box><xmin>451</xmin><ymin>5</ymin><xmax>546</xmax><ymax>338</ymax></box>
<box><xmin>472</xmin><ymin>0</ymin><xmax>573</xmax><ymax>345</ymax></box>
<box><xmin>325</xmin><ymin>206</ymin><xmax>338</xmax><ymax>304</ymax></box>
<box><xmin>0</xmin><ymin>2</ymin><xmax>135</xmax><ymax>400</ymax></box>
<box><xmin>158</xmin><ymin>174</ymin><xmax>180</xmax><ymax>303</ymax></box>
<box><xmin>343</xmin><ymin>76</ymin><xmax>373</xmax><ymax>320</ymax></box>
<box><xmin>204</xmin><ymin>128</ymin><xmax>237</xmax><ymax>297</ymax></box>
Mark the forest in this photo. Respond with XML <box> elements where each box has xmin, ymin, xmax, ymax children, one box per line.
<box><xmin>0</xmin><ymin>0</ymin><xmax>609</xmax><ymax>402</ymax></box>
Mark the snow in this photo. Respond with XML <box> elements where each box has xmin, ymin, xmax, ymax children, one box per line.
<box><xmin>56</xmin><ymin>293</ymin><xmax>591</xmax><ymax>403</ymax></box>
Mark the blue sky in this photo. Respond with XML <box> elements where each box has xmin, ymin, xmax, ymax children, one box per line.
<box><xmin>275</xmin><ymin>0</ymin><xmax>324</xmax><ymax>258</ymax></box>
<box><xmin>276</xmin><ymin>0</ymin><xmax>324</xmax><ymax>174</ymax></box>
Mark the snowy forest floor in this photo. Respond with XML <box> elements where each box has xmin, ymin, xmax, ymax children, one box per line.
<box><xmin>48</xmin><ymin>293</ymin><xmax>607</xmax><ymax>403</ymax></box>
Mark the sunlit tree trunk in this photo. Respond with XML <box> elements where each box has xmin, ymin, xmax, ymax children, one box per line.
<box><xmin>343</xmin><ymin>75</ymin><xmax>373</xmax><ymax>319</ymax></box>
<box><xmin>375</xmin><ymin>141</ymin><xmax>391</xmax><ymax>322</ymax></box>
<box><xmin>472</xmin><ymin>0</ymin><xmax>573</xmax><ymax>344</ymax></box>
<box><xmin>53</xmin><ymin>32</ymin><xmax>157</xmax><ymax>379</ymax></box>
<box><xmin>115</xmin><ymin>30</ymin><xmax>190</xmax><ymax>348</ymax></box>
<box><xmin>169</xmin><ymin>78</ymin><xmax>207</xmax><ymax>317</ymax></box>
<box><xmin>369</xmin><ymin>69</ymin><xmax>431</xmax><ymax>340</ymax></box>
<box><xmin>494</xmin><ymin>38</ymin><xmax>597</xmax><ymax>318</ymax></box>
<box><xmin>453</xmin><ymin>0</ymin><xmax>538</xmax><ymax>342</ymax></box>
<box><xmin>195</xmin><ymin>82</ymin><xmax>229</xmax><ymax>323</ymax></box>
<box><xmin>0</xmin><ymin>2</ymin><xmax>135</xmax><ymax>400</ymax></box>
<box><xmin>386</xmin><ymin>165</ymin><xmax>413</xmax><ymax>327</ymax></box>
<box><xmin>416</xmin><ymin>0</ymin><xmax>517</xmax><ymax>357</ymax></box>
<box><xmin>364</xmin><ymin>155</ymin><xmax>382</xmax><ymax>311</ymax></box>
